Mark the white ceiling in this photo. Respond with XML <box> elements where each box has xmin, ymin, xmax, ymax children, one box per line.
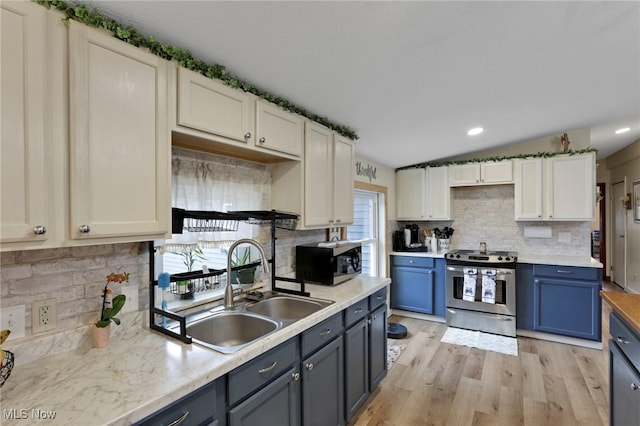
<box><xmin>74</xmin><ymin>1</ymin><xmax>640</xmax><ymax>168</ymax></box>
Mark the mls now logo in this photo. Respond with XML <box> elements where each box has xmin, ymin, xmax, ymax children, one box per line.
<box><xmin>3</xmin><ymin>409</ymin><xmax>57</xmax><ymax>420</ymax></box>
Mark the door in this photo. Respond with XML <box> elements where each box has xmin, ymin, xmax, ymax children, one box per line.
<box><xmin>612</xmin><ymin>181</ymin><xmax>626</xmax><ymax>288</ymax></box>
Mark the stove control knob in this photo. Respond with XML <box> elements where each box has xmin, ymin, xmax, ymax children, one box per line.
<box><xmin>456</xmin><ymin>254</ymin><xmax>461</xmax><ymax>259</ymax></box>
<box><xmin>505</xmin><ymin>256</ymin><xmax>511</xmax><ymax>261</ymax></box>
<box><xmin>497</xmin><ymin>256</ymin><xmax>503</xmax><ymax>260</ymax></box>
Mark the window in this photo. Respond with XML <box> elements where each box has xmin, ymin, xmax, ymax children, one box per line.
<box><xmin>347</xmin><ymin>189</ymin><xmax>383</xmax><ymax>277</ymax></box>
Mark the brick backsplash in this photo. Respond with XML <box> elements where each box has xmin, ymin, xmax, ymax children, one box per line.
<box><xmin>397</xmin><ymin>185</ymin><xmax>591</xmax><ymax>256</ymax></box>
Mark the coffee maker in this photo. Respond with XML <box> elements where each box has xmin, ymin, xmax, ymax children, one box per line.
<box><xmin>392</xmin><ymin>224</ymin><xmax>420</xmax><ymax>251</ymax></box>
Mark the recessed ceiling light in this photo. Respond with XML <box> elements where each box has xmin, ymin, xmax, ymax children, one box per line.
<box><xmin>615</xmin><ymin>127</ymin><xmax>631</xmax><ymax>134</ymax></box>
<box><xmin>467</xmin><ymin>127</ymin><xmax>484</xmax><ymax>136</ymax></box>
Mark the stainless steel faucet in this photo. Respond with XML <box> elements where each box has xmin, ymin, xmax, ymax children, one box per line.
<box><xmin>225</xmin><ymin>239</ymin><xmax>270</xmax><ymax>309</ymax></box>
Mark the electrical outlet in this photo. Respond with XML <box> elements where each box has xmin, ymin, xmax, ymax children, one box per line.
<box><xmin>0</xmin><ymin>305</ymin><xmax>26</xmax><ymax>341</ymax></box>
<box><xmin>120</xmin><ymin>285</ymin><xmax>139</xmax><ymax>313</ymax></box>
<box><xmin>32</xmin><ymin>299</ymin><xmax>57</xmax><ymax>334</ymax></box>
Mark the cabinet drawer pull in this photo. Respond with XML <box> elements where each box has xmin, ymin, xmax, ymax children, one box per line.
<box><xmin>33</xmin><ymin>225</ymin><xmax>47</xmax><ymax>235</ymax></box>
<box><xmin>617</xmin><ymin>336</ymin><xmax>630</xmax><ymax>345</ymax></box>
<box><xmin>258</xmin><ymin>361</ymin><xmax>277</xmax><ymax>374</ymax></box>
<box><xmin>79</xmin><ymin>224</ymin><xmax>90</xmax><ymax>233</ymax></box>
<box><xmin>631</xmin><ymin>383</ymin><xmax>640</xmax><ymax>391</ymax></box>
<box><xmin>409</xmin><ymin>260</ymin><xmax>415</xmax><ymax>263</ymax></box>
<box><xmin>354</xmin><ymin>308</ymin><xmax>364</xmax><ymax>314</ymax></box>
<box><xmin>376</xmin><ymin>295</ymin><xmax>384</xmax><ymax>300</ymax></box>
<box><xmin>557</xmin><ymin>270</ymin><xmax>572</xmax><ymax>274</ymax></box>
<box><xmin>305</xmin><ymin>363</ymin><xmax>314</xmax><ymax>371</ymax></box>
<box><xmin>167</xmin><ymin>411</ymin><xmax>189</xmax><ymax>426</ymax></box>
<box><xmin>259</xmin><ymin>137</ymin><xmax>266</xmax><ymax>144</ymax></box>
<box><xmin>319</xmin><ymin>329</ymin><xmax>332</xmax><ymax>337</ymax></box>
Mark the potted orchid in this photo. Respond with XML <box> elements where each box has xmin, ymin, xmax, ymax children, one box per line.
<box><xmin>92</xmin><ymin>272</ymin><xmax>128</xmax><ymax>348</ymax></box>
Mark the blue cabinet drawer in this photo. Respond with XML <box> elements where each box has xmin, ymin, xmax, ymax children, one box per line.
<box><xmin>301</xmin><ymin>312</ymin><xmax>343</xmax><ymax>358</ymax></box>
<box><xmin>369</xmin><ymin>287</ymin><xmax>387</xmax><ymax>311</ymax></box>
<box><xmin>135</xmin><ymin>378</ymin><xmax>223</xmax><ymax>426</ymax></box>
<box><xmin>611</xmin><ymin>311</ymin><xmax>640</xmax><ymax>371</ymax></box>
<box><xmin>228</xmin><ymin>338</ymin><xmax>297</xmax><ymax>406</ymax></box>
<box><xmin>345</xmin><ymin>298</ymin><xmax>369</xmax><ymax>328</ymax></box>
<box><xmin>391</xmin><ymin>256</ymin><xmax>435</xmax><ymax>268</ymax></box>
<box><xmin>533</xmin><ymin>264</ymin><xmax>601</xmax><ymax>281</ymax></box>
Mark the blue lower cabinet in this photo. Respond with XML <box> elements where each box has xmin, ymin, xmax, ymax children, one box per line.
<box><xmin>344</xmin><ymin>318</ymin><xmax>369</xmax><ymax>421</ymax></box>
<box><xmin>532</xmin><ymin>265</ymin><xmax>602</xmax><ymax>341</ymax></box>
<box><xmin>369</xmin><ymin>305</ymin><xmax>387</xmax><ymax>390</ymax></box>
<box><xmin>390</xmin><ymin>256</ymin><xmax>445</xmax><ymax>316</ymax></box>
<box><xmin>228</xmin><ymin>366</ymin><xmax>300</xmax><ymax>426</ymax></box>
<box><xmin>134</xmin><ymin>378</ymin><xmax>225</xmax><ymax>426</ymax></box>
<box><xmin>301</xmin><ymin>337</ymin><xmax>344</xmax><ymax>426</ymax></box>
<box><xmin>516</xmin><ymin>263</ymin><xmax>535</xmax><ymax>331</ymax></box>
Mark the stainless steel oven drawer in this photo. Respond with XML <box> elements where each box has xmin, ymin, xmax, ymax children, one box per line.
<box><xmin>446</xmin><ymin>308</ymin><xmax>516</xmax><ymax>337</ymax></box>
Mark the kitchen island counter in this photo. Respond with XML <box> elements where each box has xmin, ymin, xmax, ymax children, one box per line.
<box><xmin>601</xmin><ymin>291</ymin><xmax>640</xmax><ymax>334</ymax></box>
<box><xmin>0</xmin><ymin>276</ymin><xmax>389</xmax><ymax>426</ymax></box>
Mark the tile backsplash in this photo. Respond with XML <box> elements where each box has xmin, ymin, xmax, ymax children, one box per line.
<box><xmin>400</xmin><ymin>185</ymin><xmax>591</xmax><ymax>256</ymax></box>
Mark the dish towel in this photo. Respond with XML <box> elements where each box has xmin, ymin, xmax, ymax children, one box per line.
<box><xmin>481</xmin><ymin>269</ymin><xmax>496</xmax><ymax>304</ymax></box>
<box><xmin>463</xmin><ymin>268</ymin><xmax>477</xmax><ymax>302</ymax></box>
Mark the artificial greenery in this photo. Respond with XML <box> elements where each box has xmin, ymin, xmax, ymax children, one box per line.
<box><xmin>396</xmin><ymin>148</ymin><xmax>598</xmax><ymax>171</ymax></box>
<box><xmin>34</xmin><ymin>0</ymin><xmax>359</xmax><ymax>140</ymax></box>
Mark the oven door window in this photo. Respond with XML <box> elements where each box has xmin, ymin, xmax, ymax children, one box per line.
<box><xmin>452</xmin><ymin>275</ymin><xmax>507</xmax><ymax>305</ymax></box>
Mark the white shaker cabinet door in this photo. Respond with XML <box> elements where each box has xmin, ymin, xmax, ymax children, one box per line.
<box><xmin>333</xmin><ymin>135</ymin><xmax>355</xmax><ymax>225</ymax></box>
<box><xmin>514</xmin><ymin>158</ymin><xmax>543</xmax><ymax>220</ymax></box>
<box><xmin>256</xmin><ymin>100</ymin><xmax>303</xmax><ymax>158</ymax></box>
<box><xmin>68</xmin><ymin>21</ymin><xmax>171</xmax><ymax>240</ymax></box>
<box><xmin>396</xmin><ymin>168</ymin><xmax>426</xmax><ymax>220</ymax></box>
<box><xmin>546</xmin><ymin>153</ymin><xmax>594</xmax><ymax>220</ymax></box>
<box><xmin>426</xmin><ymin>166</ymin><xmax>451</xmax><ymax>220</ymax></box>
<box><xmin>304</xmin><ymin>122</ymin><xmax>333</xmax><ymax>227</ymax></box>
<box><xmin>1</xmin><ymin>1</ymin><xmax>47</xmax><ymax>243</ymax></box>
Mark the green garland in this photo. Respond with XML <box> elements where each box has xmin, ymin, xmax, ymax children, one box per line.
<box><xmin>35</xmin><ymin>0</ymin><xmax>359</xmax><ymax>140</ymax></box>
<box><xmin>396</xmin><ymin>148</ymin><xmax>598</xmax><ymax>171</ymax></box>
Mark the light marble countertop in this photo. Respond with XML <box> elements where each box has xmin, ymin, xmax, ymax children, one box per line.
<box><xmin>0</xmin><ymin>275</ymin><xmax>390</xmax><ymax>426</ymax></box>
<box><xmin>517</xmin><ymin>253</ymin><xmax>603</xmax><ymax>268</ymax></box>
<box><xmin>389</xmin><ymin>250</ymin><xmax>447</xmax><ymax>258</ymax></box>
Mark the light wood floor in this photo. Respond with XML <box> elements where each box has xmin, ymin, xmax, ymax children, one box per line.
<box><xmin>350</xmin><ymin>281</ymin><xmax>622</xmax><ymax>426</ymax></box>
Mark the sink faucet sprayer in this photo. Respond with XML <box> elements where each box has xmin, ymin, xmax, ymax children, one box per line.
<box><xmin>225</xmin><ymin>239</ymin><xmax>270</xmax><ymax>309</ymax></box>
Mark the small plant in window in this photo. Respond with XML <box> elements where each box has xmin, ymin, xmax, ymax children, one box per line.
<box><xmin>172</xmin><ymin>247</ymin><xmax>207</xmax><ymax>272</ymax></box>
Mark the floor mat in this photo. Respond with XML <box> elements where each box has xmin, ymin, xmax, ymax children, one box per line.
<box><xmin>387</xmin><ymin>341</ymin><xmax>407</xmax><ymax>369</ymax></box>
<box><xmin>441</xmin><ymin>327</ymin><xmax>518</xmax><ymax>356</ymax></box>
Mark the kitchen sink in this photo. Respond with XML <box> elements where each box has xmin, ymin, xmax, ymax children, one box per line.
<box><xmin>185</xmin><ymin>311</ymin><xmax>281</xmax><ymax>354</ymax></box>
<box><xmin>245</xmin><ymin>294</ymin><xmax>333</xmax><ymax>322</ymax></box>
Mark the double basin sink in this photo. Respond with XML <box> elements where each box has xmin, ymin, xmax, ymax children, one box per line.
<box><xmin>177</xmin><ymin>291</ymin><xmax>334</xmax><ymax>353</ymax></box>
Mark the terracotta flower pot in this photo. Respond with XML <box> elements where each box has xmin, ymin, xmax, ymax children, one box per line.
<box><xmin>92</xmin><ymin>324</ymin><xmax>110</xmax><ymax>348</ymax></box>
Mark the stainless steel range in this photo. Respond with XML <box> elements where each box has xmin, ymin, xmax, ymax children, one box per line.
<box><xmin>445</xmin><ymin>249</ymin><xmax>517</xmax><ymax>337</ymax></box>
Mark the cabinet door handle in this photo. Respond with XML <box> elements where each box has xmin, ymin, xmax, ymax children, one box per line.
<box><xmin>167</xmin><ymin>411</ymin><xmax>189</xmax><ymax>426</ymax></box>
<box><xmin>619</xmin><ymin>234</ymin><xmax>625</xmax><ymax>238</ymax></box>
<box><xmin>409</xmin><ymin>260</ymin><xmax>415</xmax><ymax>264</ymax></box>
<box><xmin>244</xmin><ymin>132</ymin><xmax>252</xmax><ymax>140</ymax></box>
<box><xmin>367</xmin><ymin>318</ymin><xmax>372</xmax><ymax>325</ymax></box>
<box><xmin>631</xmin><ymin>383</ymin><xmax>639</xmax><ymax>391</ymax></box>
<box><xmin>557</xmin><ymin>270</ymin><xmax>572</xmax><ymax>274</ymax></box>
<box><xmin>426</xmin><ymin>270</ymin><xmax>433</xmax><ymax>275</ymax></box>
<box><xmin>258</xmin><ymin>361</ymin><xmax>277</xmax><ymax>374</ymax></box>
<box><xmin>320</xmin><ymin>329</ymin><xmax>332</xmax><ymax>337</ymax></box>
<box><xmin>292</xmin><ymin>372</ymin><xmax>300</xmax><ymax>381</ymax></box>
<box><xmin>617</xmin><ymin>336</ymin><xmax>630</xmax><ymax>345</ymax></box>
<box><xmin>79</xmin><ymin>225</ymin><xmax>90</xmax><ymax>233</ymax></box>
<box><xmin>259</xmin><ymin>137</ymin><xmax>266</xmax><ymax>144</ymax></box>
<box><xmin>305</xmin><ymin>363</ymin><xmax>314</xmax><ymax>371</ymax></box>
<box><xmin>33</xmin><ymin>225</ymin><xmax>47</xmax><ymax>235</ymax></box>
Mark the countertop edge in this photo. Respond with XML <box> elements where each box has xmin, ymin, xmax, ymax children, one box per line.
<box><xmin>600</xmin><ymin>290</ymin><xmax>640</xmax><ymax>334</ymax></box>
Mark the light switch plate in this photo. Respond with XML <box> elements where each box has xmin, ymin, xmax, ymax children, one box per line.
<box><xmin>1</xmin><ymin>305</ymin><xmax>26</xmax><ymax>341</ymax></box>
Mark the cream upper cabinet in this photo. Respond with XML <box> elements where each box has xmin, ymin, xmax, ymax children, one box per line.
<box><xmin>177</xmin><ymin>67</ymin><xmax>253</xmax><ymax>143</ymax></box>
<box><xmin>514</xmin><ymin>158</ymin><xmax>543</xmax><ymax>219</ymax></box>
<box><xmin>304</xmin><ymin>122</ymin><xmax>334</xmax><ymax>227</ymax></box>
<box><xmin>396</xmin><ymin>169</ymin><xmax>426</xmax><ymax>220</ymax></box>
<box><xmin>332</xmin><ymin>135</ymin><xmax>355</xmax><ymax>225</ymax></box>
<box><xmin>270</xmin><ymin>123</ymin><xmax>354</xmax><ymax>229</ymax></box>
<box><xmin>514</xmin><ymin>153</ymin><xmax>594</xmax><ymax>221</ymax></box>
<box><xmin>449</xmin><ymin>160</ymin><xmax>513</xmax><ymax>186</ymax></box>
<box><xmin>255</xmin><ymin>100</ymin><xmax>303</xmax><ymax>158</ymax></box>
<box><xmin>1</xmin><ymin>1</ymin><xmax>47</xmax><ymax>244</ymax></box>
<box><xmin>396</xmin><ymin>167</ymin><xmax>450</xmax><ymax>220</ymax></box>
<box><xmin>426</xmin><ymin>166</ymin><xmax>451</xmax><ymax>220</ymax></box>
<box><xmin>546</xmin><ymin>153</ymin><xmax>594</xmax><ymax>220</ymax></box>
<box><xmin>68</xmin><ymin>21</ymin><xmax>171</xmax><ymax>240</ymax></box>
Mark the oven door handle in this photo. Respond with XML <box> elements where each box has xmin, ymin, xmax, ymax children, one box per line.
<box><xmin>447</xmin><ymin>266</ymin><xmax>463</xmax><ymax>272</ymax></box>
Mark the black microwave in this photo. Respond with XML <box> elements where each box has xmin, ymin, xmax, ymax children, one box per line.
<box><xmin>295</xmin><ymin>242</ymin><xmax>362</xmax><ymax>286</ymax></box>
